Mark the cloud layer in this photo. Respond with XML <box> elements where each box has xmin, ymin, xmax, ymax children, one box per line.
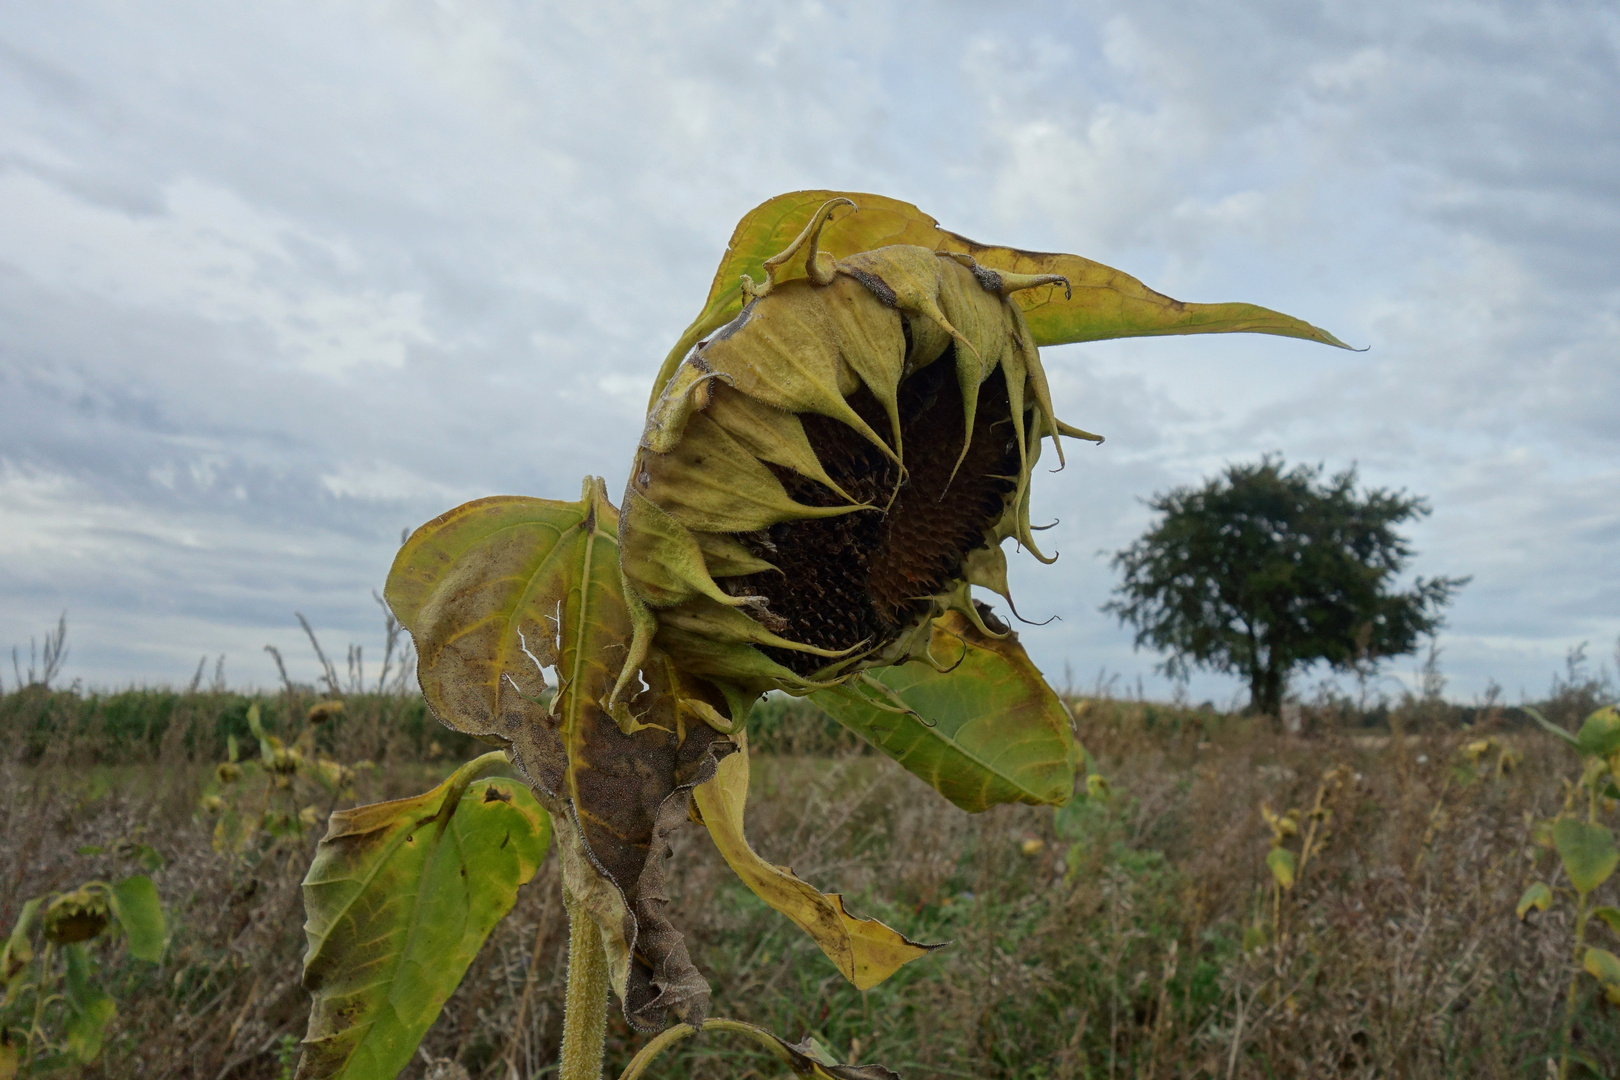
<box><xmin>1</xmin><ymin>1</ymin><xmax>1615</xmax><ymax>703</ymax></box>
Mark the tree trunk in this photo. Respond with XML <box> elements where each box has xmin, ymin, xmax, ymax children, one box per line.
<box><xmin>1248</xmin><ymin>664</ymin><xmax>1284</xmax><ymax>721</ymax></box>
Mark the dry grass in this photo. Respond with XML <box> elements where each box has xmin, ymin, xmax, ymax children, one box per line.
<box><xmin>2</xmin><ymin>684</ymin><xmax>1616</xmax><ymax>1079</ymax></box>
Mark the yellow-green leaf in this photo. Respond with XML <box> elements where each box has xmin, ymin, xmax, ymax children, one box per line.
<box><xmin>1266</xmin><ymin>847</ymin><xmax>1298</xmax><ymax>891</ymax></box>
<box><xmin>810</xmin><ymin>611</ymin><xmax>1079</xmax><ymax>812</ymax></box>
<box><xmin>384</xmin><ymin>488</ymin><xmax>595</xmax><ymax>747</ymax></box>
<box><xmin>108</xmin><ymin>875</ymin><xmax>165</xmax><ymax>962</ymax></box>
<box><xmin>1553</xmin><ymin>819</ymin><xmax>1619</xmax><ymax>897</ymax></box>
<box><xmin>652</xmin><ymin>190</ymin><xmax>1349</xmax><ymax>406</ymax></box>
<box><xmin>692</xmin><ymin>732</ymin><xmax>941</xmax><ymax>990</ymax></box>
<box><xmin>2</xmin><ymin>898</ymin><xmax>40</xmax><ymax>995</ymax></box>
<box><xmin>1585</xmin><ymin>946</ymin><xmax>1620</xmax><ymax>987</ymax></box>
<box><xmin>296</xmin><ymin>754</ymin><xmax>550</xmax><ymax>1080</ymax></box>
<box><xmin>1578</xmin><ymin>705</ymin><xmax>1620</xmax><ymax>758</ymax></box>
<box><xmin>1517</xmin><ymin>881</ymin><xmax>1553</xmax><ymax>921</ymax></box>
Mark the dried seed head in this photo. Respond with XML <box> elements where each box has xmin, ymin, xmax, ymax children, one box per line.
<box><xmin>307</xmin><ymin>700</ymin><xmax>344</xmax><ymax>725</ymax></box>
<box><xmin>614</xmin><ymin>202</ymin><xmax>1101</xmax><ymax>709</ymax></box>
<box><xmin>44</xmin><ymin>887</ymin><xmax>109</xmax><ymax>945</ymax></box>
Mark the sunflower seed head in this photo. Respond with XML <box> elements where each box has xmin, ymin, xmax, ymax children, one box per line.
<box><xmin>44</xmin><ymin>887</ymin><xmax>109</xmax><ymax>945</ymax></box>
<box><xmin>616</xmin><ymin>209</ymin><xmax>1098</xmax><ymax>710</ymax></box>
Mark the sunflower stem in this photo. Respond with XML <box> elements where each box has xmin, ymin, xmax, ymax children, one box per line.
<box><xmin>559</xmin><ymin>886</ymin><xmax>610</xmax><ymax>1080</ymax></box>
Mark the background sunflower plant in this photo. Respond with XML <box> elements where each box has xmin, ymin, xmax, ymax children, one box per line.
<box><xmin>288</xmin><ymin>190</ymin><xmax>1347</xmax><ymax>1080</ymax></box>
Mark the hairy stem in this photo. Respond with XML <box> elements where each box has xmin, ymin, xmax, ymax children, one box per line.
<box><xmin>559</xmin><ymin>887</ymin><xmax>610</xmax><ymax>1080</ymax></box>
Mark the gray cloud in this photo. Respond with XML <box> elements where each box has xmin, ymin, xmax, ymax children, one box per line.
<box><xmin>0</xmin><ymin>0</ymin><xmax>1614</xmax><ymax>705</ymax></box>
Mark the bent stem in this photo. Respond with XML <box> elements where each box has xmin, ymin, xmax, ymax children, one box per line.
<box><xmin>616</xmin><ymin>1018</ymin><xmax>805</xmax><ymax>1080</ymax></box>
<box><xmin>560</xmin><ymin>886</ymin><xmax>611</xmax><ymax>1080</ymax></box>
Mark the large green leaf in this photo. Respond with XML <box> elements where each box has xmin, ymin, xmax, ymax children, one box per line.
<box><xmin>1554</xmin><ymin>818</ymin><xmax>1619</xmax><ymax>897</ymax></box>
<box><xmin>810</xmin><ymin>611</ymin><xmax>1080</xmax><ymax>812</ymax></box>
<box><xmin>652</xmin><ymin>189</ymin><xmax>1350</xmax><ymax>405</ymax></box>
<box><xmin>108</xmin><ymin>875</ymin><xmax>165</xmax><ymax>963</ymax></box>
<box><xmin>296</xmin><ymin>753</ymin><xmax>551</xmax><ymax>1080</ymax></box>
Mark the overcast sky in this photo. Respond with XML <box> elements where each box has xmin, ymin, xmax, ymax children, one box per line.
<box><xmin>2</xmin><ymin>1</ymin><xmax>1616</xmax><ymax>706</ymax></box>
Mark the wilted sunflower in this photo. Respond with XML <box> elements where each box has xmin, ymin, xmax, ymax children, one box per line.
<box><xmin>380</xmin><ymin>188</ymin><xmax>1347</xmax><ymax>1044</ymax></box>
<box><xmin>43</xmin><ymin>887</ymin><xmax>109</xmax><ymax>945</ymax></box>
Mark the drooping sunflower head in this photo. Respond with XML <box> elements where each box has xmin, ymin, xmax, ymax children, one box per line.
<box><xmin>614</xmin><ymin>198</ymin><xmax>1103</xmax><ymax>709</ymax></box>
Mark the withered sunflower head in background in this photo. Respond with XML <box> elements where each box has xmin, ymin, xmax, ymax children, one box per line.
<box><xmin>611</xmin><ymin>192</ymin><xmax>1350</xmax><ymax>724</ymax></box>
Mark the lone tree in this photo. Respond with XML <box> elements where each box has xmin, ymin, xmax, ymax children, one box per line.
<box><xmin>1104</xmin><ymin>456</ymin><xmax>1467</xmax><ymax>717</ymax></box>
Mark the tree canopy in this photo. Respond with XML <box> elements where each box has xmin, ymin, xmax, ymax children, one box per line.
<box><xmin>1104</xmin><ymin>457</ymin><xmax>1467</xmax><ymax>717</ymax></box>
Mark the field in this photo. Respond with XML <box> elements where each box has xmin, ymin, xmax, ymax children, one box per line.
<box><xmin>2</xmin><ymin>668</ymin><xmax>1617</xmax><ymax>1080</ymax></box>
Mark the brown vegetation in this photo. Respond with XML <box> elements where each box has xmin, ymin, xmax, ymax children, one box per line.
<box><xmin>2</xmin><ymin>674</ymin><xmax>1616</xmax><ymax>1079</ymax></box>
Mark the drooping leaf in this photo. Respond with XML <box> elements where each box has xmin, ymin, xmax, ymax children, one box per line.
<box><xmin>1553</xmin><ymin>819</ymin><xmax>1619</xmax><ymax>896</ymax></box>
<box><xmin>245</xmin><ymin>702</ymin><xmax>277</xmax><ymax>763</ymax></box>
<box><xmin>62</xmin><ymin>943</ymin><xmax>115</xmax><ymax>1064</ymax></box>
<box><xmin>651</xmin><ymin>190</ymin><xmax>1349</xmax><ymax>406</ymax></box>
<box><xmin>108</xmin><ymin>875</ymin><xmax>165</xmax><ymax>962</ymax></box>
<box><xmin>1266</xmin><ymin>847</ymin><xmax>1298</xmax><ymax>891</ymax></box>
<box><xmin>1588</xmin><ymin>947</ymin><xmax>1620</xmax><ymax>1008</ymax></box>
<box><xmin>1577</xmin><ymin>705</ymin><xmax>1620</xmax><ymax>758</ymax></box>
<box><xmin>550</xmin><ymin>644</ymin><xmax>735</xmax><ymax>1030</ymax></box>
<box><xmin>1590</xmin><ymin>905</ymin><xmax>1620</xmax><ymax>937</ymax></box>
<box><xmin>384</xmin><ymin>488</ymin><xmax>594</xmax><ymax>744</ymax></box>
<box><xmin>692</xmin><ymin>731</ymin><xmax>941</xmax><ymax>990</ymax></box>
<box><xmin>2</xmin><ymin>898</ymin><xmax>40</xmax><ymax>995</ymax></box>
<box><xmin>296</xmin><ymin>755</ymin><xmax>550</xmax><ymax>1080</ymax></box>
<box><xmin>1516</xmin><ymin>881</ymin><xmax>1553</xmax><ymax>921</ymax></box>
<box><xmin>385</xmin><ymin>480</ymin><xmax>735</xmax><ymax>1030</ymax></box>
<box><xmin>1585</xmin><ymin>946</ymin><xmax>1620</xmax><ymax>987</ymax></box>
<box><xmin>810</xmin><ymin>611</ymin><xmax>1080</xmax><ymax>812</ymax></box>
